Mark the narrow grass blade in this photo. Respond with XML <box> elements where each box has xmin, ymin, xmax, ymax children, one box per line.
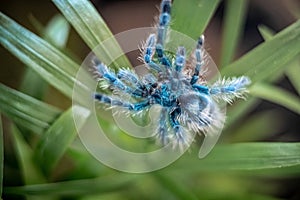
<box><xmin>20</xmin><ymin>14</ymin><xmax>70</xmax><ymax>100</ymax></box>
<box><xmin>0</xmin><ymin>84</ymin><xmax>61</xmax><ymax>133</ymax></box>
<box><xmin>221</xmin><ymin>19</ymin><xmax>300</xmax><ymax>82</ymax></box>
<box><xmin>154</xmin><ymin>173</ymin><xmax>198</xmax><ymax>200</ymax></box>
<box><xmin>34</xmin><ymin>106</ymin><xmax>90</xmax><ymax>175</ymax></box>
<box><xmin>171</xmin><ymin>0</ymin><xmax>220</xmax><ymax>39</ymax></box>
<box><xmin>286</xmin><ymin>60</ymin><xmax>300</xmax><ymax>95</ymax></box>
<box><xmin>11</xmin><ymin>125</ymin><xmax>46</xmax><ymax>184</ymax></box>
<box><xmin>259</xmin><ymin>24</ymin><xmax>300</xmax><ymax>97</ymax></box>
<box><xmin>258</xmin><ymin>24</ymin><xmax>276</xmax><ymax>41</ymax></box>
<box><xmin>43</xmin><ymin>14</ymin><xmax>70</xmax><ymax>48</ymax></box>
<box><xmin>0</xmin><ymin>13</ymin><xmax>81</xmax><ymax>98</ymax></box>
<box><xmin>0</xmin><ymin>115</ymin><xmax>3</xmax><ymax>199</ymax></box>
<box><xmin>4</xmin><ymin>175</ymin><xmax>136</xmax><ymax>196</ymax></box>
<box><xmin>220</xmin><ymin>0</ymin><xmax>248</xmax><ymax>67</ymax></box>
<box><xmin>52</xmin><ymin>0</ymin><xmax>131</xmax><ymax>68</ymax></box>
<box><xmin>250</xmin><ymin>83</ymin><xmax>300</xmax><ymax>115</ymax></box>
<box><xmin>172</xmin><ymin>143</ymin><xmax>300</xmax><ymax>171</ymax></box>
<box><xmin>20</xmin><ymin>69</ymin><xmax>49</xmax><ymax>101</ymax></box>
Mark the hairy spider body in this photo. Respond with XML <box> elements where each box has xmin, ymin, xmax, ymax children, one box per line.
<box><xmin>92</xmin><ymin>0</ymin><xmax>251</xmax><ymax>148</ymax></box>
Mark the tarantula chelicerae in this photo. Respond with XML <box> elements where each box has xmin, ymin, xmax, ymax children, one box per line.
<box><xmin>91</xmin><ymin>0</ymin><xmax>251</xmax><ymax>149</ymax></box>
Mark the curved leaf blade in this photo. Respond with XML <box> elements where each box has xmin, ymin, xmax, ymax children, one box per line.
<box><xmin>4</xmin><ymin>175</ymin><xmax>136</xmax><ymax>196</ymax></box>
<box><xmin>11</xmin><ymin>125</ymin><xmax>46</xmax><ymax>184</ymax></box>
<box><xmin>171</xmin><ymin>0</ymin><xmax>220</xmax><ymax>39</ymax></box>
<box><xmin>172</xmin><ymin>143</ymin><xmax>300</xmax><ymax>171</ymax></box>
<box><xmin>221</xmin><ymin>19</ymin><xmax>300</xmax><ymax>82</ymax></box>
<box><xmin>20</xmin><ymin>14</ymin><xmax>71</xmax><ymax>100</ymax></box>
<box><xmin>286</xmin><ymin>60</ymin><xmax>300</xmax><ymax>96</ymax></box>
<box><xmin>0</xmin><ymin>13</ymin><xmax>80</xmax><ymax>98</ymax></box>
<box><xmin>43</xmin><ymin>14</ymin><xmax>70</xmax><ymax>48</ymax></box>
<box><xmin>34</xmin><ymin>106</ymin><xmax>90</xmax><ymax>175</ymax></box>
<box><xmin>250</xmin><ymin>83</ymin><xmax>300</xmax><ymax>115</ymax></box>
<box><xmin>220</xmin><ymin>0</ymin><xmax>248</xmax><ymax>67</ymax></box>
<box><xmin>0</xmin><ymin>84</ymin><xmax>61</xmax><ymax>133</ymax></box>
<box><xmin>52</xmin><ymin>0</ymin><xmax>131</xmax><ymax>68</ymax></box>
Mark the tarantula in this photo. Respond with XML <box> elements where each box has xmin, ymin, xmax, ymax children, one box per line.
<box><xmin>91</xmin><ymin>0</ymin><xmax>251</xmax><ymax>149</ymax></box>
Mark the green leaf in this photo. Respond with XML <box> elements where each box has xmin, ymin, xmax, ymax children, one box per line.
<box><xmin>0</xmin><ymin>12</ymin><xmax>81</xmax><ymax>98</ymax></box>
<box><xmin>34</xmin><ymin>106</ymin><xmax>90</xmax><ymax>175</ymax></box>
<box><xmin>225</xmin><ymin>24</ymin><xmax>293</xmax><ymax>129</ymax></box>
<box><xmin>11</xmin><ymin>125</ymin><xmax>46</xmax><ymax>185</ymax></box>
<box><xmin>220</xmin><ymin>0</ymin><xmax>248</xmax><ymax>67</ymax></box>
<box><xmin>172</xmin><ymin>143</ymin><xmax>300</xmax><ymax>171</ymax></box>
<box><xmin>52</xmin><ymin>0</ymin><xmax>131</xmax><ymax>68</ymax></box>
<box><xmin>43</xmin><ymin>14</ymin><xmax>70</xmax><ymax>48</ymax></box>
<box><xmin>20</xmin><ymin>14</ymin><xmax>71</xmax><ymax>100</ymax></box>
<box><xmin>286</xmin><ymin>59</ymin><xmax>300</xmax><ymax>95</ymax></box>
<box><xmin>259</xmin><ymin>24</ymin><xmax>300</xmax><ymax>97</ymax></box>
<box><xmin>4</xmin><ymin>175</ymin><xmax>136</xmax><ymax>196</ymax></box>
<box><xmin>154</xmin><ymin>173</ymin><xmax>198</xmax><ymax>200</ymax></box>
<box><xmin>171</xmin><ymin>0</ymin><xmax>220</xmax><ymax>39</ymax></box>
<box><xmin>20</xmin><ymin>69</ymin><xmax>49</xmax><ymax>101</ymax></box>
<box><xmin>258</xmin><ymin>24</ymin><xmax>276</xmax><ymax>41</ymax></box>
<box><xmin>0</xmin><ymin>115</ymin><xmax>3</xmax><ymax>199</ymax></box>
<box><xmin>0</xmin><ymin>83</ymin><xmax>61</xmax><ymax>133</ymax></box>
<box><xmin>221</xmin><ymin>19</ymin><xmax>300</xmax><ymax>82</ymax></box>
<box><xmin>250</xmin><ymin>83</ymin><xmax>300</xmax><ymax>115</ymax></box>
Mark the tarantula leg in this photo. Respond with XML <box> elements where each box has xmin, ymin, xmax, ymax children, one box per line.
<box><xmin>143</xmin><ymin>34</ymin><xmax>162</xmax><ymax>72</ymax></box>
<box><xmin>117</xmin><ymin>69</ymin><xmax>146</xmax><ymax>95</ymax></box>
<box><xmin>190</xmin><ymin>35</ymin><xmax>205</xmax><ymax>85</ymax></box>
<box><xmin>192</xmin><ymin>84</ymin><xmax>209</xmax><ymax>95</ymax></box>
<box><xmin>155</xmin><ymin>0</ymin><xmax>171</xmax><ymax>67</ymax></box>
<box><xmin>94</xmin><ymin>61</ymin><xmax>144</xmax><ymax>97</ymax></box>
<box><xmin>175</xmin><ymin>46</ymin><xmax>186</xmax><ymax>72</ymax></box>
<box><xmin>169</xmin><ymin>107</ymin><xmax>190</xmax><ymax>149</ymax></box>
<box><xmin>209</xmin><ymin>76</ymin><xmax>251</xmax><ymax>104</ymax></box>
<box><xmin>94</xmin><ymin>93</ymin><xmax>150</xmax><ymax>111</ymax></box>
<box><xmin>156</xmin><ymin>107</ymin><xmax>169</xmax><ymax>145</ymax></box>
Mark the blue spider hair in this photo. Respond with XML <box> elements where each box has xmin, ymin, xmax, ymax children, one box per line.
<box><xmin>92</xmin><ymin>0</ymin><xmax>251</xmax><ymax>149</ymax></box>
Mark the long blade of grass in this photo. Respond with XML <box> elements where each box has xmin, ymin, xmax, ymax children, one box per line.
<box><xmin>286</xmin><ymin>60</ymin><xmax>300</xmax><ymax>95</ymax></box>
<box><xmin>154</xmin><ymin>173</ymin><xmax>198</xmax><ymax>200</ymax></box>
<box><xmin>221</xmin><ymin>19</ymin><xmax>300</xmax><ymax>82</ymax></box>
<box><xmin>0</xmin><ymin>13</ymin><xmax>82</xmax><ymax>98</ymax></box>
<box><xmin>34</xmin><ymin>106</ymin><xmax>90</xmax><ymax>175</ymax></box>
<box><xmin>20</xmin><ymin>14</ymin><xmax>71</xmax><ymax>100</ymax></box>
<box><xmin>225</xmin><ymin>24</ymin><xmax>294</xmax><ymax>129</ymax></box>
<box><xmin>258</xmin><ymin>24</ymin><xmax>275</xmax><ymax>41</ymax></box>
<box><xmin>171</xmin><ymin>0</ymin><xmax>220</xmax><ymax>39</ymax></box>
<box><xmin>259</xmin><ymin>24</ymin><xmax>300</xmax><ymax>97</ymax></box>
<box><xmin>0</xmin><ymin>115</ymin><xmax>3</xmax><ymax>199</ymax></box>
<box><xmin>250</xmin><ymin>83</ymin><xmax>300</xmax><ymax>115</ymax></box>
<box><xmin>52</xmin><ymin>0</ymin><xmax>131</xmax><ymax>68</ymax></box>
<box><xmin>43</xmin><ymin>14</ymin><xmax>70</xmax><ymax>49</ymax></box>
<box><xmin>220</xmin><ymin>0</ymin><xmax>248</xmax><ymax>67</ymax></box>
<box><xmin>172</xmin><ymin>142</ymin><xmax>300</xmax><ymax>171</ymax></box>
<box><xmin>0</xmin><ymin>84</ymin><xmax>61</xmax><ymax>133</ymax></box>
<box><xmin>11</xmin><ymin>125</ymin><xmax>46</xmax><ymax>185</ymax></box>
<box><xmin>4</xmin><ymin>175</ymin><xmax>136</xmax><ymax>196</ymax></box>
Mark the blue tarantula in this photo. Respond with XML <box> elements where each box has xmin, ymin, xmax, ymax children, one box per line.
<box><xmin>91</xmin><ymin>0</ymin><xmax>251</xmax><ymax>148</ymax></box>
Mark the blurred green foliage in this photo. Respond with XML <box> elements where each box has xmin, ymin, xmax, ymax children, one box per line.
<box><xmin>0</xmin><ymin>0</ymin><xmax>300</xmax><ymax>199</ymax></box>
